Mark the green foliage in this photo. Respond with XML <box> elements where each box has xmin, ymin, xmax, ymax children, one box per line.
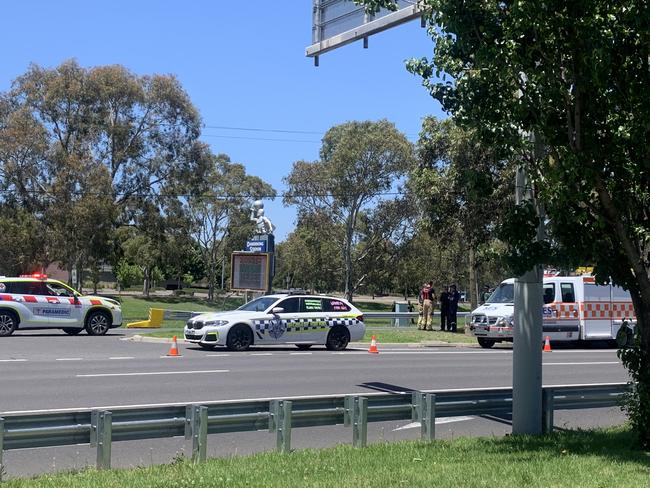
<box><xmin>361</xmin><ymin>0</ymin><xmax>650</xmax><ymax>446</ymax></box>
<box><xmin>284</xmin><ymin>120</ymin><xmax>414</xmax><ymax>301</ymax></box>
<box><xmin>115</xmin><ymin>261</ymin><xmax>143</xmax><ymax>289</ymax></box>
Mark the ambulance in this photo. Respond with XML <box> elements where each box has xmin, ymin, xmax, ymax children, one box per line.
<box><xmin>467</xmin><ymin>275</ymin><xmax>636</xmax><ymax>348</ymax></box>
<box><xmin>0</xmin><ymin>274</ymin><xmax>122</xmax><ymax>336</ymax></box>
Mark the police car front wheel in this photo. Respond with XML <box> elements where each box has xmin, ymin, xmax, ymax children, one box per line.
<box><xmin>63</xmin><ymin>328</ymin><xmax>83</xmax><ymax>335</ymax></box>
<box><xmin>0</xmin><ymin>310</ymin><xmax>18</xmax><ymax>337</ymax></box>
<box><xmin>326</xmin><ymin>326</ymin><xmax>350</xmax><ymax>351</ymax></box>
<box><xmin>85</xmin><ymin>310</ymin><xmax>111</xmax><ymax>336</ymax></box>
<box><xmin>226</xmin><ymin>324</ymin><xmax>254</xmax><ymax>351</ymax></box>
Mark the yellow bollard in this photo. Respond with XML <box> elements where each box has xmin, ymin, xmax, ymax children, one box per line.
<box><xmin>126</xmin><ymin>308</ymin><xmax>164</xmax><ymax>328</ymax></box>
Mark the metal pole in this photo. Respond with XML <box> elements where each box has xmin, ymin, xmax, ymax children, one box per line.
<box><xmin>0</xmin><ymin>416</ymin><xmax>4</xmax><ymax>481</ymax></box>
<box><xmin>512</xmin><ymin>140</ymin><xmax>544</xmax><ymax>435</ymax></box>
<box><xmin>352</xmin><ymin>396</ymin><xmax>368</xmax><ymax>448</ymax></box>
<box><xmin>92</xmin><ymin>410</ymin><xmax>112</xmax><ymax>469</ymax></box>
<box><xmin>542</xmin><ymin>388</ymin><xmax>555</xmax><ymax>434</ymax></box>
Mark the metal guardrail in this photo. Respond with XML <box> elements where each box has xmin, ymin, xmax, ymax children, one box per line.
<box><xmin>0</xmin><ymin>383</ymin><xmax>629</xmax><ymax>475</ymax></box>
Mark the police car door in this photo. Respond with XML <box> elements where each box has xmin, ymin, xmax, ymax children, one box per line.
<box><xmin>264</xmin><ymin>296</ymin><xmax>301</xmax><ymax>344</ymax></box>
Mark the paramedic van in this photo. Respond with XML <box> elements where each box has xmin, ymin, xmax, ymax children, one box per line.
<box><xmin>467</xmin><ymin>276</ymin><xmax>636</xmax><ymax>348</ymax></box>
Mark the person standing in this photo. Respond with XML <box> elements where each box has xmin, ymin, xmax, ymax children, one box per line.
<box><xmin>447</xmin><ymin>284</ymin><xmax>461</xmax><ymax>332</ymax></box>
<box><xmin>420</xmin><ymin>281</ymin><xmax>436</xmax><ymax>331</ymax></box>
<box><xmin>439</xmin><ymin>285</ymin><xmax>450</xmax><ymax>331</ymax></box>
<box><xmin>417</xmin><ymin>282</ymin><xmax>427</xmax><ymax>330</ymax></box>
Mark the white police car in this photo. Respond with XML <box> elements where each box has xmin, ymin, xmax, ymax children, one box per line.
<box><xmin>0</xmin><ymin>274</ymin><xmax>122</xmax><ymax>336</ymax></box>
<box><xmin>184</xmin><ymin>294</ymin><xmax>365</xmax><ymax>351</ymax></box>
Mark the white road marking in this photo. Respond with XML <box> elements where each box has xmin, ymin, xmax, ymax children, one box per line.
<box><xmin>290</xmin><ymin>352</ymin><xmax>312</xmax><ymax>355</ymax></box>
<box><xmin>207</xmin><ymin>353</ymin><xmax>230</xmax><ymax>357</ymax></box>
<box><xmin>251</xmin><ymin>353</ymin><xmax>273</xmax><ymax>356</ymax></box>
<box><xmin>544</xmin><ymin>361</ymin><xmax>620</xmax><ymax>366</ymax></box>
<box><xmin>0</xmin><ymin>359</ymin><xmax>27</xmax><ymax>362</ymax></box>
<box><xmin>393</xmin><ymin>416</ymin><xmax>475</xmax><ymax>431</ymax></box>
<box><xmin>56</xmin><ymin>358</ymin><xmax>83</xmax><ymax>361</ymax></box>
<box><xmin>109</xmin><ymin>356</ymin><xmax>134</xmax><ymax>360</ymax></box>
<box><xmin>77</xmin><ymin>369</ymin><xmax>229</xmax><ymax>378</ymax></box>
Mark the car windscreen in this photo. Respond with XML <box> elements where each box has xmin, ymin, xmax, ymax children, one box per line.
<box><xmin>237</xmin><ymin>296</ymin><xmax>278</xmax><ymax>312</ymax></box>
<box><xmin>486</xmin><ymin>283</ymin><xmax>514</xmax><ymax>303</ymax></box>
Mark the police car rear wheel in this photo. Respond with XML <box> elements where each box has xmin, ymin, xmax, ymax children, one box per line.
<box><xmin>85</xmin><ymin>311</ymin><xmax>111</xmax><ymax>336</ymax></box>
<box><xmin>326</xmin><ymin>327</ymin><xmax>350</xmax><ymax>351</ymax></box>
<box><xmin>226</xmin><ymin>324</ymin><xmax>253</xmax><ymax>351</ymax></box>
<box><xmin>0</xmin><ymin>310</ymin><xmax>18</xmax><ymax>337</ymax></box>
<box><xmin>477</xmin><ymin>337</ymin><xmax>495</xmax><ymax>349</ymax></box>
<box><xmin>63</xmin><ymin>328</ymin><xmax>83</xmax><ymax>335</ymax></box>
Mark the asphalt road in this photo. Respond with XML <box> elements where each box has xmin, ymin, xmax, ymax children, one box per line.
<box><xmin>0</xmin><ymin>329</ymin><xmax>630</xmax><ymax>478</ymax></box>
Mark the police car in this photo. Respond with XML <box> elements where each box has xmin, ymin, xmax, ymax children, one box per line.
<box><xmin>184</xmin><ymin>293</ymin><xmax>365</xmax><ymax>351</ymax></box>
<box><xmin>0</xmin><ymin>274</ymin><xmax>122</xmax><ymax>336</ymax></box>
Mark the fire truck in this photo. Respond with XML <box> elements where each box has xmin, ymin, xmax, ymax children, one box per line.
<box><xmin>468</xmin><ymin>275</ymin><xmax>636</xmax><ymax>348</ymax></box>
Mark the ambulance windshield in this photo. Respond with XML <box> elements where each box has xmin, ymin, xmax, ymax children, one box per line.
<box><xmin>486</xmin><ymin>283</ymin><xmax>514</xmax><ymax>304</ymax></box>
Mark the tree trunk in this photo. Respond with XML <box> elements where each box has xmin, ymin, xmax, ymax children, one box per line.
<box><xmin>469</xmin><ymin>247</ymin><xmax>478</xmax><ymax>310</ymax></box>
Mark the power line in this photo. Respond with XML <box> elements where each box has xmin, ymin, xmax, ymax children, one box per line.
<box><xmin>201</xmin><ymin>134</ymin><xmax>320</xmax><ymax>143</ymax></box>
<box><xmin>0</xmin><ymin>188</ymin><xmax>407</xmax><ymax>200</ymax></box>
<box><xmin>203</xmin><ymin>125</ymin><xmax>324</xmax><ymax>136</ymax></box>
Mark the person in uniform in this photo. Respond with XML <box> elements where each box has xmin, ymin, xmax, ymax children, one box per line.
<box><xmin>439</xmin><ymin>285</ymin><xmax>450</xmax><ymax>331</ymax></box>
<box><xmin>447</xmin><ymin>284</ymin><xmax>461</xmax><ymax>332</ymax></box>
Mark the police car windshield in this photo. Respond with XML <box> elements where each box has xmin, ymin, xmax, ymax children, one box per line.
<box><xmin>486</xmin><ymin>283</ymin><xmax>514</xmax><ymax>304</ymax></box>
<box><xmin>237</xmin><ymin>296</ymin><xmax>278</xmax><ymax>312</ymax></box>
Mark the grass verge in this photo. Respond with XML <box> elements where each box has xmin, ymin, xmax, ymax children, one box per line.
<box><xmin>126</xmin><ymin>297</ymin><xmax>475</xmax><ymax>344</ymax></box>
<box><xmin>5</xmin><ymin>427</ymin><xmax>648</xmax><ymax>487</ymax></box>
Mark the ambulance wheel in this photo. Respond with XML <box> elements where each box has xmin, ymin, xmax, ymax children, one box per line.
<box><xmin>63</xmin><ymin>328</ymin><xmax>83</xmax><ymax>335</ymax></box>
<box><xmin>0</xmin><ymin>310</ymin><xmax>18</xmax><ymax>337</ymax></box>
<box><xmin>477</xmin><ymin>338</ymin><xmax>496</xmax><ymax>349</ymax></box>
<box><xmin>226</xmin><ymin>324</ymin><xmax>253</xmax><ymax>351</ymax></box>
<box><xmin>295</xmin><ymin>344</ymin><xmax>312</xmax><ymax>350</ymax></box>
<box><xmin>85</xmin><ymin>310</ymin><xmax>111</xmax><ymax>336</ymax></box>
<box><xmin>326</xmin><ymin>326</ymin><xmax>350</xmax><ymax>351</ymax></box>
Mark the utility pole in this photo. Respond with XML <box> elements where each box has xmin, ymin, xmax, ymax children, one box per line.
<box><xmin>512</xmin><ymin>137</ymin><xmax>545</xmax><ymax>435</ymax></box>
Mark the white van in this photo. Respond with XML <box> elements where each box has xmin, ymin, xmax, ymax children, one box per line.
<box><xmin>468</xmin><ymin>276</ymin><xmax>636</xmax><ymax>348</ymax></box>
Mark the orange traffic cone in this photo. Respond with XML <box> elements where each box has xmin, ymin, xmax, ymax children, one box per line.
<box><xmin>167</xmin><ymin>335</ymin><xmax>181</xmax><ymax>357</ymax></box>
<box><xmin>368</xmin><ymin>335</ymin><xmax>379</xmax><ymax>354</ymax></box>
<box><xmin>543</xmin><ymin>336</ymin><xmax>552</xmax><ymax>353</ymax></box>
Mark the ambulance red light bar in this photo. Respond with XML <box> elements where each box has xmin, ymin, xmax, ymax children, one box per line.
<box><xmin>20</xmin><ymin>273</ymin><xmax>48</xmax><ymax>279</ymax></box>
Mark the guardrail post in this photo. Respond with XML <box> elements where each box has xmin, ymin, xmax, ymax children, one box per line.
<box><xmin>91</xmin><ymin>410</ymin><xmax>112</xmax><ymax>469</ymax></box>
<box><xmin>188</xmin><ymin>405</ymin><xmax>208</xmax><ymax>463</ymax></box>
<box><xmin>351</xmin><ymin>396</ymin><xmax>368</xmax><ymax>448</ymax></box>
<box><xmin>542</xmin><ymin>388</ymin><xmax>554</xmax><ymax>434</ymax></box>
<box><xmin>412</xmin><ymin>392</ymin><xmax>436</xmax><ymax>441</ymax></box>
<box><xmin>0</xmin><ymin>416</ymin><xmax>5</xmax><ymax>481</ymax></box>
<box><xmin>270</xmin><ymin>400</ymin><xmax>292</xmax><ymax>453</ymax></box>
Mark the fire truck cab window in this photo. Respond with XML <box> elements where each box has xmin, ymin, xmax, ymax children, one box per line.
<box><xmin>561</xmin><ymin>283</ymin><xmax>575</xmax><ymax>303</ymax></box>
<box><xmin>543</xmin><ymin>284</ymin><xmax>555</xmax><ymax>304</ymax></box>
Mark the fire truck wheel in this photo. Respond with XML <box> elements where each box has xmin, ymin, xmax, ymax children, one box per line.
<box><xmin>477</xmin><ymin>337</ymin><xmax>496</xmax><ymax>349</ymax></box>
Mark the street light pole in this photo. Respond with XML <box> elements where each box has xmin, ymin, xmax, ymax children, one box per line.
<box><xmin>512</xmin><ymin>137</ymin><xmax>545</xmax><ymax>435</ymax></box>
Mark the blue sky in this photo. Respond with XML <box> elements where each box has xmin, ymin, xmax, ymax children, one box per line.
<box><xmin>1</xmin><ymin>0</ymin><xmax>445</xmax><ymax>240</ymax></box>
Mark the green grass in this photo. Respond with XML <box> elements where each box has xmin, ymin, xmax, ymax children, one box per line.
<box><xmin>5</xmin><ymin>427</ymin><xmax>648</xmax><ymax>487</ymax></box>
<box><xmin>124</xmin><ymin>296</ymin><xmax>476</xmax><ymax>344</ymax></box>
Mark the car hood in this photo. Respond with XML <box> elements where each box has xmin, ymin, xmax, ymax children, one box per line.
<box><xmin>472</xmin><ymin>303</ymin><xmax>514</xmax><ymax>316</ymax></box>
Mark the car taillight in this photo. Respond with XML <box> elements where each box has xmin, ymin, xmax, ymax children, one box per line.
<box><xmin>356</xmin><ymin>315</ymin><xmax>364</xmax><ymax>322</ymax></box>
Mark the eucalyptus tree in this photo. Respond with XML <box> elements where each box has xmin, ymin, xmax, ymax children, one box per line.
<box><xmin>284</xmin><ymin>120</ymin><xmax>413</xmax><ymax>302</ymax></box>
